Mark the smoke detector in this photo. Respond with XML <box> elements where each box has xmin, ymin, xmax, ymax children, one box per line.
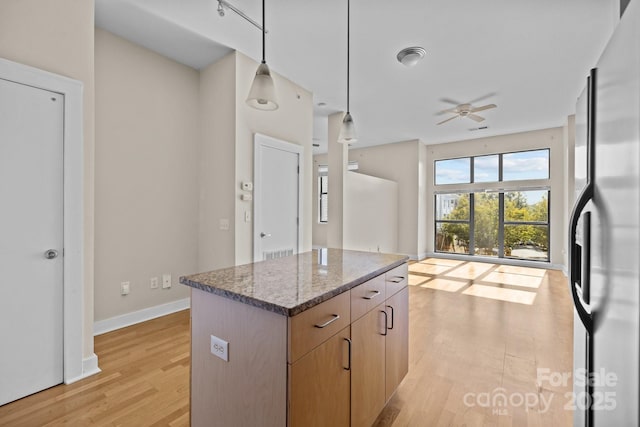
<box><xmin>397</xmin><ymin>47</ymin><xmax>426</xmax><ymax>67</ymax></box>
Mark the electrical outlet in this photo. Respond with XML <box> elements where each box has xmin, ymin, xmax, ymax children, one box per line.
<box><xmin>210</xmin><ymin>335</ymin><xmax>229</xmax><ymax>361</ymax></box>
<box><xmin>121</xmin><ymin>281</ymin><xmax>130</xmax><ymax>295</ymax></box>
<box><xmin>162</xmin><ymin>274</ymin><xmax>171</xmax><ymax>289</ymax></box>
<box><xmin>150</xmin><ymin>277</ymin><xmax>159</xmax><ymax>289</ymax></box>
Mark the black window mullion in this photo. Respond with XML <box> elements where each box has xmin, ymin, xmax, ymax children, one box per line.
<box><xmin>498</xmin><ymin>192</ymin><xmax>504</xmax><ymax>258</ymax></box>
<box><xmin>469</xmin><ymin>193</ymin><xmax>475</xmax><ymax>255</ymax></box>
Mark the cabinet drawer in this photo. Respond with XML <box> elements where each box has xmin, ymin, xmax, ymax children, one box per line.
<box><xmin>351</xmin><ymin>274</ymin><xmax>386</xmax><ymax>321</ymax></box>
<box><xmin>288</xmin><ymin>291</ymin><xmax>350</xmax><ymax>363</ymax></box>
<box><xmin>385</xmin><ymin>263</ymin><xmax>408</xmax><ymax>297</ymax></box>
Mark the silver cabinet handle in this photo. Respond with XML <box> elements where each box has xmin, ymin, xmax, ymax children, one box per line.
<box><xmin>363</xmin><ymin>290</ymin><xmax>381</xmax><ymax>300</ymax></box>
<box><xmin>381</xmin><ymin>310</ymin><xmax>388</xmax><ymax>336</ymax></box>
<box><xmin>343</xmin><ymin>337</ymin><xmax>352</xmax><ymax>371</ymax></box>
<box><xmin>45</xmin><ymin>249</ymin><xmax>59</xmax><ymax>259</ymax></box>
<box><xmin>260</xmin><ymin>232</ymin><xmax>272</xmax><ymax>238</ymax></box>
<box><xmin>388</xmin><ymin>276</ymin><xmax>405</xmax><ymax>283</ymax></box>
<box><xmin>386</xmin><ymin>305</ymin><xmax>395</xmax><ymax>330</ymax></box>
<box><xmin>314</xmin><ymin>314</ymin><xmax>340</xmax><ymax>328</ymax></box>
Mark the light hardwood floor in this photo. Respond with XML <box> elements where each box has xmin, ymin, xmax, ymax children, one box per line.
<box><xmin>0</xmin><ymin>259</ymin><xmax>573</xmax><ymax>426</ymax></box>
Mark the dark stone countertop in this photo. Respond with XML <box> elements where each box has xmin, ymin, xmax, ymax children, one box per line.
<box><xmin>179</xmin><ymin>248</ymin><xmax>408</xmax><ymax>317</ymax></box>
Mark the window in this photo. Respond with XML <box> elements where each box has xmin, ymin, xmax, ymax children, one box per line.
<box><xmin>504</xmin><ymin>190</ymin><xmax>549</xmax><ymax>261</ymax></box>
<box><xmin>434</xmin><ymin>149</ymin><xmax>550</xmax><ymax>185</ymax></box>
<box><xmin>433</xmin><ymin>149</ymin><xmax>551</xmax><ymax>262</ymax></box>
<box><xmin>318</xmin><ymin>166</ymin><xmax>328</xmax><ymax>223</ymax></box>
<box><xmin>502</xmin><ymin>149</ymin><xmax>549</xmax><ymax>181</ymax></box>
<box><xmin>435</xmin><ymin>158</ymin><xmax>471</xmax><ymax>185</ymax></box>
<box><xmin>434</xmin><ymin>190</ymin><xmax>549</xmax><ymax>262</ymax></box>
<box><xmin>473</xmin><ymin>155</ymin><xmax>499</xmax><ymax>183</ymax></box>
<box><xmin>435</xmin><ymin>194</ymin><xmax>470</xmax><ymax>254</ymax></box>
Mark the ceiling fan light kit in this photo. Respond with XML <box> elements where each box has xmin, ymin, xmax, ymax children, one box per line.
<box><xmin>436</xmin><ymin>102</ymin><xmax>497</xmax><ymax>125</ymax></box>
<box><xmin>396</xmin><ymin>46</ymin><xmax>426</xmax><ymax>67</ymax></box>
<box><xmin>246</xmin><ymin>0</ymin><xmax>279</xmax><ymax>110</ymax></box>
<box><xmin>338</xmin><ymin>0</ymin><xmax>357</xmax><ymax>144</ymax></box>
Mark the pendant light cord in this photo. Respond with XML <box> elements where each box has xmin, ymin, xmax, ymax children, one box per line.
<box><xmin>262</xmin><ymin>0</ymin><xmax>266</xmax><ymax>63</ymax></box>
<box><xmin>346</xmin><ymin>0</ymin><xmax>350</xmax><ymax>113</ymax></box>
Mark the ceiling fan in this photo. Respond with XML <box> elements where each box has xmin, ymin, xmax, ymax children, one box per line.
<box><xmin>436</xmin><ymin>99</ymin><xmax>497</xmax><ymax>125</ymax></box>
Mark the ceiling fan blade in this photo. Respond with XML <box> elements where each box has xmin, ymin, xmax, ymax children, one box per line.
<box><xmin>436</xmin><ymin>107</ymin><xmax>459</xmax><ymax>116</ymax></box>
<box><xmin>467</xmin><ymin>114</ymin><xmax>485</xmax><ymax>122</ymax></box>
<box><xmin>437</xmin><ymin>115</ymin><xmax>459</xmax><ymax>125</ymax></box>
<box><xmin>470</xmin><ymin>104</ymin><xmax>497</xmax><ymax>113</ymax></box>
<box><xmin>440</xmin><ymin>98</ymin><xmax>462</xmax><ymax>106</ymax></box>
<box><xmin>469</xmin><ymin>92</ymin><xmax>497</xmax><ymax>105</ymax></box>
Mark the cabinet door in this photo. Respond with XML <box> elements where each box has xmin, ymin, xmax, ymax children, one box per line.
<box><xmin>289</xmin><ymin>326</ymin><xmax>351</xmax><ymax>427</ymax></box>
<box><xmin>351</xmin><ymin>303</ymin><xmax>386</xmax><ymax>427</ymax></box>
<box><xmin>385</xmin><ymin>287</ymin><xmax>409</xmax><ymax>401</ymax></box>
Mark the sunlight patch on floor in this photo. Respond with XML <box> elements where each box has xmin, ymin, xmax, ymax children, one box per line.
<box><xmin>408</xmin><ymin>275</ymin><xmax>429</xmax><ymax>286</ymax></box>
<box><xmin>409</xmin><ymin>263</ymin><xmax>452</xmax><ymax>275</ymax></box>
<box><xmin>420</xmin><ymin>278</ymin><xmax>469</xmax><ymax>293</ymax></box>
<box><xmin>445</xmin><ymin>262</ymin><xmax>495</xmax><ymax>280</ymax></box>
<box><xmin>494</xmin><ymin>265</ymin><xmax>547</xmax><ymax>277</ymax></box>
<box><xmin>462</xmin><ymin>284</ymin><xmax>536</xmax><ymax>305</ymax></box>
<box><xmin>481</xmin><ymin>271</ymin><xmax>543</xmax><ymax>289</ymax></box>
<box><xmin>420</xmin><ymin>258</ymin><xmax>465</xmax><ymax>267</ymax></box>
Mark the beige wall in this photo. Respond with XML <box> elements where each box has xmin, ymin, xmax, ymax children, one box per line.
<box><xmin>198</xmin><ymin>52</ymin><xmax>314</xmax><ymax>269</ymax></box>
<box><xmin>426</xmin><ymin>127</ymin><xmax>566</xmax><ymax>266</ymax></box>
<box><xmin>349</xmin><ymin>140</ymin><xmax>425</xmax><ymax>258</ymax></box>
<box><xmin>94</xmin><ymin>29</ymin><xmax>198</xmax><ymax>320</ymax></box>
<box><xmin>198</xmin><ymin>53</ymin><xmax>237</xmax><ymax>272</ymax></box>
<box><xmin>0</xmin><ymin>0</ymin><xmax>95</xmax><ymax>357</ymax></box>
<box><xmin>344</xmin><ymin>171</ymin><xmax>398</xmax><ymax>253</ymax></box>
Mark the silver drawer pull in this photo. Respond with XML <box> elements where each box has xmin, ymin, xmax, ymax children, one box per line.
<box><xmin>387</xmin><ymin>276</ymin><xmax>405</xmax><ymax>283</ymax></box>
<box><xmin>315</xmin><ymin>314</ymin><xmax>340</xmax><ymax>328</ymax></box>
<box><xmin>363</xmin><ymin>290</ymin><xmax>381</xmax><ymax>300</ymax></box>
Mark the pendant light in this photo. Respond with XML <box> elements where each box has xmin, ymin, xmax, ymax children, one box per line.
<box><xmin>246</xmin><ymin>0</ymin><xmax>278</xmax><ymax>110</ymax></box>
<box><xmin>337</xmin><ymin>0</ymin><xmax>357</xmax><ymax>143</ymax></box>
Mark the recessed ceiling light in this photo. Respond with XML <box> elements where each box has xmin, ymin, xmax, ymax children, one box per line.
<box><xmin>396</xmin><ymin>46</ymin><xmax>426</xmax><ymax>67</ymax></box>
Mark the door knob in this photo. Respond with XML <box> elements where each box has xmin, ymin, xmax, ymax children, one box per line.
<box><xmin>260</xmin><ymin>232</ymin><xmax>272</xmax><ymax>238</ymax></box>
<box><xmin>45</xmin><ymin>249</ymin><xmax>59</xmax><ymax>259</ymax></box>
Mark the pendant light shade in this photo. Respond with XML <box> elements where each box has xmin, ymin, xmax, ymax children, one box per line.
<box><xmin>338</xmin><ymin>112</ymin><xmax>356</xmax><ymax>143</ymax></box>
<box><xmin>246</xmin><ymin>62</ymin><xmax>278</xmax><ymax>110</ymax></box>
<box><xmin>337</xmin><ymin>0</ymin><xmax>356</xmax><ymax>143</ymax></box>
<box><xmin>246</xmin><ymin>0</ymin><xmax>278</xmax><ymax>110</ymax></box>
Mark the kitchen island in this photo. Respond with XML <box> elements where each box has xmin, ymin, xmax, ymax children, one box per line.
<box><xmin>180</xmin><ymin>248</ymin><xmax>409</xmax><ymax>427</ymax></box>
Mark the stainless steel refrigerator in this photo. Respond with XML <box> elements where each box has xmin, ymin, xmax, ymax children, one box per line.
<box><xmin>569</xmin><ymin>1</ymin><xmax>639</xmax><ymax>426</ymax></box>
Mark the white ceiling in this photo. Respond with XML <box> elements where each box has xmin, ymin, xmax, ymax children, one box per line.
<box><xmin>95</xmin><ymin>0</ymin><xmax>616</xmax><ymax>154</ymax></box>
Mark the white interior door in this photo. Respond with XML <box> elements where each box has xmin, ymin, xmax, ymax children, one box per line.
<box><xmin>0</xmin><ymin>78</ymin><xmax>64</xmax><ymax>405</ymax></box>
<box><xmin>254</xmin><ymin>134</ymin><xmax>302</xmax><ymax>261</ymax></box>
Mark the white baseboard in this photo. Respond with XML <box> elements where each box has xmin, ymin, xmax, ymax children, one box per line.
<box><xmin>94</xmin><ymin>298</ymin><xmax>191</xmax><ymax>336</ymax></box>
<box><xmin>65</xmin><ymin>353</ymin><xmax>101</xmax><ymax>384</ymax></box>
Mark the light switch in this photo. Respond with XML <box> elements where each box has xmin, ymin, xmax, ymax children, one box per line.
<box><xmin>219</xmin><ymin>218</ymin><xmax>229</xmax><ymax>230</ymax></box>
<box><xmin>244</xmin><ymin>211</ymin><xmax>251</xmax><ymax>222</ymax></box>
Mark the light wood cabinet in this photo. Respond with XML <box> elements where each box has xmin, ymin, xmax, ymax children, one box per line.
<box><xmin>289</xmin><ymin>326</ymin><xmax>351</xmax><ymax>427</ymax></box>
<box><xmin>351</xmin><ymin>303</ymin><xmax>387</xmax><ymax>427</ymax></box>
<box><xmin>384</xmin><ymin>287</ymin><xmax>409</xmax><ymax>401</ymax></box>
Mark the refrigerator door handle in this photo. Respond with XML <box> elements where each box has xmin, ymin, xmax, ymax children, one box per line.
<box><xmin>569</xmin><ymin>188</ymin><xmax>594</xmax><ymax>334</ymax></box>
